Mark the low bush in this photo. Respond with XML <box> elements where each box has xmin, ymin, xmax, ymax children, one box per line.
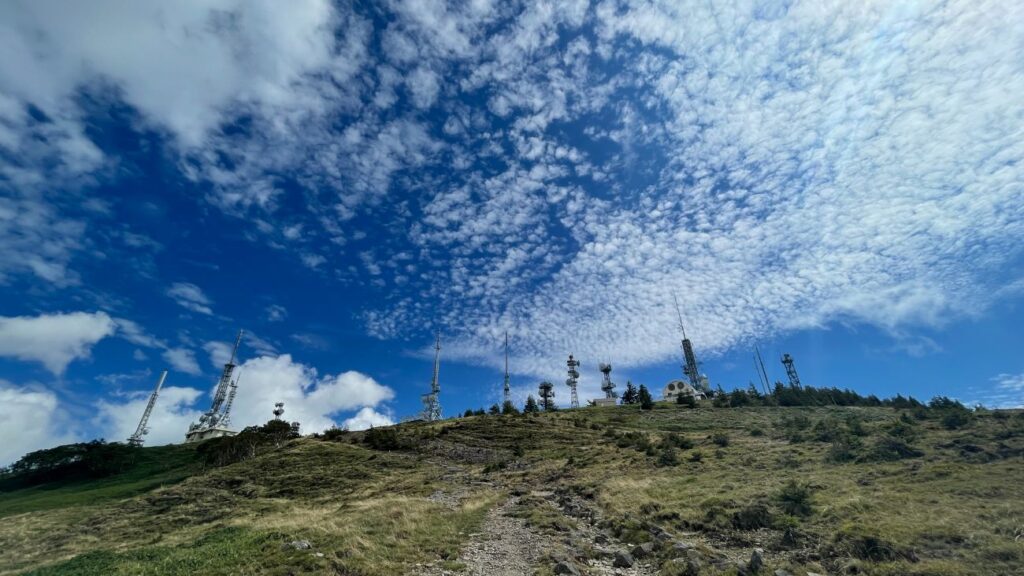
<box><xmin>775</xmin><ymin>480</ymin><xmax>814</xmax><ymax>517</ymax></box>
<box><xmin>731</xmin><ymin>503</ymin><xmax>773</xmax><ymax>530</ymax></box>
<box><xmin>711</xmin><ymin>432</ymin><xmax>730</xmax><ymax>447</ymax></box>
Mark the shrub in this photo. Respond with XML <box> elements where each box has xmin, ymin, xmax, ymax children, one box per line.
<box><xmin>488</xmin><ymin>404</ymin><xmax>501</xmax><ymax>415</ymax></box>
<box><xmin>775</xmin><ymin>480</ymin><xmax>814</xmax><ymax>517</ymax></box>
<box><xmin>198</xmin><ymin>420</ymin><xmax>301</xmax><ymax>467</ymax></box>
<box><xmin>524</xmin><ymin>395</ymin><xmax>540</xmax><ymax>414</ymax></box>
<box><xmin>676</xmin><ymin>393</ymin><xmax>697</xmax><ymax>408</ymax></box>
<box><xmin>711</xmin><ymin>432</ymin><xmax>730</xmax><ymax>447</ymax></box>
<box><xmin>942</xmin><ymin>409</ymin><xmax>974</xmax><ymax>430</ymax></box>
<box><xmin>321</xmin><ymin>426</ymin><xmax>349</xmax><ymax>441</ymax></box>
<box><xmin>862</xmin><ymin>437</ymin><xmax>923</xmax><ymax>462</ymax></box>
<box><xmin>638</xmin><ymin>385</ymin><xmax>654</xmax><ymax>410</ymax></box>
<box><xmin>657</xmin><ymin>447</ymin><xmax>679</xmax><ymax>467</ymax></box>
<box><xmin>501</xmin><ymin>400</ymin><xmax>519</xmax><ymax>415</ymax></box>
<box><xmin>732</xmin><ymin>503</ymin><xmax>773</xmax><ymax>530</ymax></box>
<box><xmin>826</xmin><ymin>436</ymin><xmax>862</xmax><ymax>463</ymax></box>
<box><xmin>749</xmin><ymin>427</ymin><xmax>765</xmax><ymax>437</ymax></box>
<box><xmin>364</xmin><ymin>426</ymin><xmax>408</xmax><ymax>451</ymax></box>
<box><xmin>688</xmin><ymin>451</ymin><xmax>704</xmax><ymax>463</ymax></box>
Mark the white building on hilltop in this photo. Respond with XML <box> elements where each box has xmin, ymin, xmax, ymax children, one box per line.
<box><xmin>662</xmin><ymin>379</ymin><xmax>705</xmax><ymax>402</ymax></box>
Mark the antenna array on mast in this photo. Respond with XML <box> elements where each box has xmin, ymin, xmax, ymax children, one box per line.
<box><xmin>566</xmin><ymin>354</ymin><xmax>581</xmax><ymax>408</ymax></box>
<box><xmin>599</xmin><ymin>362</ymin><xmax>616</xmax><ymax>399</ymax></box>
<box><xmin>128</xmin><ymin>370</ymin><xmax>167</xmax><ymax>447</ymax></box>
<box><xmin>420</xmin><ymin>332</ymin><xmax>442</xmax><ymax>421</ymax></box>
<box><xmin>673</xmin><ymin>296</ymin><xmax>704</xmax><ymax>392</ymax></box>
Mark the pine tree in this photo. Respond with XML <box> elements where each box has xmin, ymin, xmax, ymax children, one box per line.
<box><xmin>638</xmin><ymin>384</ymin><xmax>654</xmax><ymax>410</ymax></box>
<box><xmin>622</xmin><ymin>381</ymin><xmax>638</xmax><ymax>404</ymax></box>
<box><xmin>463</xmin><ymin>409</ymin><xmax>474</xmax><ymax>418</ymax></box>
<box><xmin>524</xmin><ymin>395</ymin><xmax>540</xmax><ymax>413</ymax></box>
<box><xmin>502</xmin><ymin>400</ymin><xmax>519</xmax><ymax>415</ymax></box>
<box><xmin>489</xmin><ymin>404</ymin><xmax>501</xmax><ymax>415</ymax></box>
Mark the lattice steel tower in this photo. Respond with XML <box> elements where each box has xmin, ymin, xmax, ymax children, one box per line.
<box><xmin>781</xmin><ymin>353</ymin><xmax>802</xmax><ymax>388</ymax></box>
<box><xmin>186</xmin><ymin>330</ymin><xmax>243</xmax><ymax>441</ymax></box>
<box><xmin>128</xmin><ymin>370</ymin><xmax>167</xmax><ymax>447</ymax></box>
<box><xmin>503</xmin><ymin>332</ymin><xmax>511</xmax><ymax>405</ymax></box>
<box><xmin>599</xmin><ymin>362</ymin><xmax>617</xmax><ymax>398</ymax></box>
<box><xmin>673</xmin><ymin>295</ymin><xmax>703</xmax><ymax>392</ymax></box>
<box><xmin>420</xmin><ymin>332</ymin><xmax>442</xmax><ymax>421</ymax></box>
<box><xmin>565</xmin><ymin>354</ymin><xmax>581</xmax><ymax>408</ymax></box>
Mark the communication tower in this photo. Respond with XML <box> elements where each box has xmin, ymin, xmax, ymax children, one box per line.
<box><xmin>273</xmin><ymin>402</ymin><xmax>285</xmax><ymax>420</ymax></box>
<box><xmin>599</xmin><ymin>362</ymin><xmax>617</xmax><ymax>398</ymax></box>
<box><xmin>186</xmin><ymin>330</ymin><xmax>244</xmax><ymax>443</ymax></box>
<box><xmin>781</xmin><ymin>353</ymin><xmax>802</xmax><ymax>388</ymax></box>
<box><xmin>220</xmin><ymin>370</ymin><xmax>241</xmax><ymax>428</ymax></box>
<box><xmin>128</xmin><ymin>370</ymin><xmax>167</xmax><ymax>447</ymax></box>
<box><xmin>420</xmin><ymin>332</ymin><xmax>442</xmax><ymax>421</ymax></box>
<box><xmin>565</xmin><ymin>354</ymin><xmax>581</xmax><ymax>408</ymax></box>
<box><xmin>673</xmin><ymin>295</ymin><xmax>704</xmax><ymax>392</ymax></box>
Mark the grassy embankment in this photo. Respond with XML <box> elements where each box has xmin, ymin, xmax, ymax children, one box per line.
<box><xmin>1</xmin><ymin>402</ymin><xmax>1022</xmax><ymax>575</ymax></box>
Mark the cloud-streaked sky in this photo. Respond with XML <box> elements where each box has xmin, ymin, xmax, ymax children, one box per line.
<box><xmin>1</xmin><ymin>0</ymin><xmax>1023</xmax><ymax>464</ymax></box>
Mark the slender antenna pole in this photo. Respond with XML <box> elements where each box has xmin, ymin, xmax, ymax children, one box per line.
<box><xmin>756</xmin><ymin>345</ymin><xmax>771</xmax><ymax>390</ymax></box>
<box><xmin>503</xmin><ymin>331</ymin><xmax>511</xmax><ymax>405</ymax></box>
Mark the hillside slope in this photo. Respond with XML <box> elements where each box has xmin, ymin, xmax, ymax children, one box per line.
<box><xmin>1</xmin><ymin>403</ymin><xmax>1022</xmax><ymax>576</ymax></box>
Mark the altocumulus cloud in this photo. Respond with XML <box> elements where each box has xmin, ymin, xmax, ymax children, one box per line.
<box><xmin>2</xmin><ymin>1</ymin><xmax>1023</xmax><ymax>384</ymax></box>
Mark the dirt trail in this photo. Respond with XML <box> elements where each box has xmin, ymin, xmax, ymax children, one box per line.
<box><xmin>411</xmin><ymin>496</ymin><xmax>545</xmax><ymax>576</ymax></box>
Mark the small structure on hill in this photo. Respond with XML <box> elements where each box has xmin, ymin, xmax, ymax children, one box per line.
<box><xmin>273</xmin><ymin>402</ymin><xmax>285</xmax><ymax>420</ymax></box>
<box><xmin>186</xmin><ymin>330</ymin><xmax>244</xmax><ymax>443</ymax></box>
<box><xmin>662</xmin><ymin>379</ymin><xmax>705</xmax><ymax>402</ymax></box>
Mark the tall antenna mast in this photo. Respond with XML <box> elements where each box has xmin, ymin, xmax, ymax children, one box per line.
<box><xmin>186</xmin><ymin>329</ymin><xmax>244</xmax><ymax>441</ymax></box>
<box><xmin>566</xmin><ymin>354</ymin><xmax>581</xmax><ymax>408</ymax></box>
<box><xmin>503</xmin><ymin>331</ymin><xmax>511</xmax><ymax>405</ymax></box>
<box><xmin>420</xmin><ymin>332</ymin><xmax>442</xmax><ymax>421</ymax></box>
<box><xmin>781</xmin><ymin>353</ymin><xmax>802</xmax><ymax>389</ymax></box>
<box><xmin>128</xmin><ymin>370</ymin><xmax>167</xmax><ymax>447</ymax></box>
<box><xmin>673</xmin><ymin>295</ymin><xmax>702</xmax><ymax>391</ymax></box>
<box><xmin>755</xmin><ymin>345</ymin><xmax>772</xmax><ymax>390</ymax></box>
<box><xmin>752</xmin><ymin>354</ymin><xmax>770</xmax><ymax>395</ymax></box>
<box><xmin>220</xmin><ymin>369</ymin><xmax>242</xmax><ymax>428</ymax></box>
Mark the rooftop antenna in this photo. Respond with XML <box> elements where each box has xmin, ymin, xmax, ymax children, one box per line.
<box><xmin>273</xmin><ymin>402</ymin><xmax>285</xmax><ymax>420</ymax></box>
<box><xmin>538</xmin><ymin>380</ymin><xmax>555</xmax><ymax>411</ymax></box>
<box><xmin>781</xmin><ymin>353</ymin><xmax>802</xmax><ymax>389</ymax></box>
<box><xmin>128</xmin><ymin>370</ymin><xmax>167</xmax><ymax>447</ymax></box>
<box><xmin>503</xmin><ymin>332</ymin><xmax>511</xmax><ymax>405</ymax></box>
<box><xmin>673</xmin><ymin>295</ymin><xmax>703</xmax><ymax>392</ymax></box>
<box><xmin>420</xmin><ymin>332</ymin><xmax>442</xmax><ymax>421</ymax></box>
<box><xmin>599</xmin><ymin>362</ymin><xmax>617</xmax><ymax>399</ymax></box>
<box><xmin>186</xmin><ymin>329</ymin><xmax>243</xmax><ymax>441</ymax></box>
<box><xmin>566</xmin><ymin>354</ymin><xmax>581</xmax><ymax>408</ymax></box>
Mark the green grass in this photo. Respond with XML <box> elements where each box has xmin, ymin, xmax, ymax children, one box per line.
<box><xmin>0</xmin><ymin>444</ymin><xmax>200</xmax><ymax>517</ymax></box>
<box><xmin>2</xmin><ymin>404</ymin><xmax>1022</xmax><ymax>576</ymax></box>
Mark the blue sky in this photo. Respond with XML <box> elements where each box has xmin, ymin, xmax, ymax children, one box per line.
<box><xmin>1</xmin><ymin>0</ymin><xmax>1023</xmax><ymax>464</ymax></box>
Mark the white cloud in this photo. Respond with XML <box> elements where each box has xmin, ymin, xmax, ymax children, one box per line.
<box><xmin>162</xmin><ymin>347</ymin><xmax>201</xmax><ymax>376</ymax></box>
<box><xmin>0</xmin><ymin>311</ymin><xmax>115</xmax><ymax>375</ymax></box>
<box><xmin>166</xmin><ymin>282</ymin><xmax>214</xmax><ymax>315</ymax></box>
<box><xmin>95</xmin><ymin>385</ymin><xmax>203</xmax><ymax>447</ymax></box>
<box><xmin>980</xmin><ymin>372</ymin><xmax>1024</xmax><ymax>409</ymax></box>
<box><xmin>265</xmin><ymin>304</ymin><xmax>288</xmax><ymax>322</ymax></box>
<box><xmin>0</xmin><ymin>381</ymin><xmax>75</xmax><ymax>466</ymax></box>
<box><xmin>343</xmin><ymin>407</ymin><xmax>395</xmax><ymax>431</ymax></box>
<box><xmin>406</xmin><ymin>66</ymin><xmax>440</xmax><ymax>109</ymax></box>
<box><xmin>224</xmin><ymin>355</ymin><xmax>394</xmax><ymax>434</ymax></box>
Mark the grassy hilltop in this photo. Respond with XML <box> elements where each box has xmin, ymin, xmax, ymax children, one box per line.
<box><xmin>1</xmin><ymin>400</ymin><xmax>1022</xmax><ymax>576</ymax></box>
